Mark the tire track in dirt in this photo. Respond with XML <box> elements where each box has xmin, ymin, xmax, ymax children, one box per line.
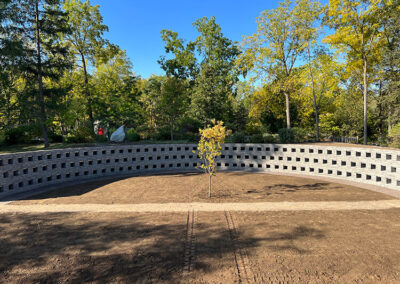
<box><xmin>183</xmin><ymin>209</ymin><xmax>196</xmax><ymax>274</ymax></box>
<box><xmin>225</xmin><ymin>210</ymin><xmax>257</xmax><ymax>284</ymax></box>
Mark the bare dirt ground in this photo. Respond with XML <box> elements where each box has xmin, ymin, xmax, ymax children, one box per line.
<box><xmin>2</xmin><ymin>173</ymin><xmax>400</xmax><ymax>283</ymax></box>
<box><xmin>0</xmin><ymin>210</ymin><xmax>399</xmax><ymax>283</ymax></box>
<box><xmin>12</xmin><ymin>173</ymin><xmax>395</xmax><ymax>205</ymax></box>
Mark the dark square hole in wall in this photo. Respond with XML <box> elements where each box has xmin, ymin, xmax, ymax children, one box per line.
<box><xmin>18</xmin><ymin>181</ymin><xmax>23</xmax><ymax>188</ymax></box>
<box><xmin>301</xmin><ymin>167</ymin><xmax>305</xmax><ymax>171</ymax></box>
<box><xmin>266</xmin><ymin>147</ymin><xmax>271</xmax><ymax>151</ymax></box>
<box><xmin>287</xmin><ymin>157</ymin><xmax>292</xmax><ymax>161</ymax></box>
<box><xmin>93</xmin><ymin>150</ymin><xmax>98</xmax><ymax>155</ymax></box>
<box><xmin>366</xmin><ymin>152</ymin><xmax>371</xmax><ymax>157</ymax></box>
<box><xmin>381</xmin><ymin>165</ymin><xmax>386</xmax><ymax>171</ymax></box>
<box><xmin>397</xmin><ymin>155</ymin><xmax>400</xmax><ymax>161</ymax></box>
<box><xmin>217</xmin><ymin>162</ymin><xmax>222</xmax><ymax>167</ymax></box>
<box><xmin>161</xmin><ymin>147</ymin><xmax>165</xmax><ymax>152</ymax></box>
<box><xmin>305</xmin><ymin>158</ymin><xmax>309</xmax><ymax>162</ymax></box>
<box><xmin>336</xmin><ymin>150</ymin><xmax>342</xmax><ymax>155</ymax></box>
<box><xmin>346</xmin><ymin>172</ymin><xmax>351</xmax><ymax>177</ymax></box>
<box><xmin>184</xmin><ymin>163</ymin><xmax>189</xmax><ymax>167</ymax></box>
<box><xmin>52</xmin><ymin>164</ymin><xmax>57</xmax><ymax>169</ymax></box>
<box><xmin>110</xmin><ymin>168</ymin><xmax>115</xmax><ymax>172</ymax></box>
<box><xmin>309</xmin><ymin>149</ymin><xmax>314</xmax><ymax>154</ymax></box>
<box><xmin>79</xmin><ymin>161</ymin><xmax>84</xmax><ymax>166</ymax></box>
<box><xmin>356</xmin><ymin>152</ymin><xmax>361</xmax><ymax>157</ymax></box>
<box><xmin>0</xmin><ymin>186</ymin><xmax>3</xmax><ymax>192</ymax></box>
<box><xmin>128</xmin><ymin>149</ymin><xmax>132</xmax><ymax>153</ymax></box>
<box><xmin>356</xmin><ymin>173</ymin><xmax>361</xmax><ymax>178</ymax></box>
<box><xmin>7</xmin><ymin>158</ymin><xmax>14</xmax><ymax>164</ymax></box>
<box><xmin>123</xmin><ymin>158</ymin><xmax>128</xmax><ymax>162</ymax></box>
<box><xmin>153</xmin><ymin>148</ymin><xmax>157</xmax><ymax>152</ymax></box>
<box><xmin>291</xmin><ymin>148</ymin><xmax>296</xmax><ymax>153</ymax></box>
<box><xmin>93</xmin><ymin>169</ymin><xmax>98</xmax><ymax>174</ymax></box>
<box><xmin>3</xmin><ymin>172</ymin><xmax>8</xmax><ymax>178</ymax></box>
<box><xmin>23</xmin><ymin>168</ymin><xmax>28</xmax><ymax>174</ymax></box>
<box><xmin>233</xmin><ymin>163</ymin><xmax>238</xmax><ymax>167</ymax></box>
<box><xmin>75</xmin><ymin>152</ymin><xmax>79</xmax><ymax>157</ymax></box>
<box><xmin>97</xmin><ymin>160</ymin><xmax>102</xmax><ymax>164</ymax></box>
<box><xmin>119</xmin><ymin>167</ymin><xmax>124</xmax><ymax>171</ymax></box>
<box><xmin>42</xmin><ymin>166</ymin><xmax>47</xmax><ymax>171</ymax></box>
<box><xmin>66</xmin><ymin>173</ymin><xmax>71</xmax><ymax>178</ymax></box>
<box><xmin>279</xmin><ymin>157</ymin><xmax>283</xmax><ymax>161</ymax></box>
<box><xmin>262</xmin><ymin>156</ymin><xmax>266</xmax><ymax>160</ymax></box>
<box><xmin>144</xmin><ymin>165</ymin><xmax>148</xmax><ymax>169</ymax></box>
<box><xmin>266</xmin><ymin>164</ymin><xmax>271</xmax><ymax>168</ymax></box>
<box><xmin>346</xmin><ymin>151</ymin><xmax>351</xmax><ymax>156</ymax></box>
<box><xmin>101</xmin><ymin>169</ymin><xmax>106</xmax><ymax>174</ymax></box>
<box><xmin>225</xmin><ymin>147</ymin><xmax>230</xmax><ymax>151</ymax></box>
<box><xmin>292</xmin><ymin>166</ymin><xmax>296</xmax><ymax>171</ymax></box>
<box><xmin>144</xmin><ymin>148</ymin><xmax>148</xmax><ymax>152</ymax></box>
<box><xmin>111</xmin><ymin>150</ymin><xmax>115</xmax><ymax>154</ymax></box>
<box><xmin>136</xmin><ymin>149</ymin><xmax>141</xmax><ymax>153</ymax></box>
<box><xmin>397</xmin><ymin>180</ymin><xmax>400</xmax><ymax>186</ymax></box>
<box><xmin>47</xmin><ymin>154</ymin><xmax>52</xmax><ymax>159</ymax></box>
<box><xmin>313</xmin><ymin>159</ymin><xmax>318</xmax><ymax>163</ymax></box>
<box><xmin>376</xmin><ymin>153</ymin><xmax>381</xmax><ymax>159</ymax></box>
<box><xmin>37</xmin><ymin>155</ymin><xmax>42</xmax><ymax>161</ymax></box>
<box><xmin>13</xmin><ymin>170</ymin><xmax>18</xmax><ymax>176</ymax></box>
<box><xmin>192</xmin><ymin>146</ymin><xmax>197</xmax><ymax>151</ymax></box>
<box><xmin>337</xmin><ymin>171</ymin><xmax>342</xmax><ymax>176</ymax></box>
<box><xmin>165</xmin><ymin>156</ymin><xmax>169</xmax><ymax>160</ymax></box>
<box><xmin>226</xmin><ymin>163</ymin><xmax>230</xmax><ymax>167</ymax></box>
<box><xmin>136</xmin><ymin>165</ymin><xmax>140</xmax><ymax>170</ymax></box>
<box><xmin>318</xmin><ymin>150</ymin><xmax>323</xmax><ymax>154</ymax></box>
<box><xmin>33</xmin><ymin>167</ymin><xmax>38</xmax><ymax>173</ymax></box>
<box><xmin>361</xmin><ymin>163</ymin><xmax>366</xmax><ymax>168</ymax></box>
<box><xmin>173</xmin><ymin>155</ymin><xmax>177</xmax><ymax>159</ymax></box>
<box><xmin>386</xmin><ymin>154</ymin><xmax>392</xmax><ymax>160</ymax></box>
<box><xmin>181</xmin><ymin>155</ymin><xmax>185</xmax><ymax>159</ymax></box>
<box><xmin>270</xmin><ymin>156</ymin><xmax>275</xmax><ymax>160</ymax></box>
<box><xmin>309</xmin><ymin>167</ymin><xmax>314</xmax><ymax>172</ymax></box>
<box><xmin>241</xmin><ymin>147</ymin><xmax>245</xmax><ymax>151</ymax></box>
<box><xmin>258</xmin><ymin>164</ymin><xmax>262</xmax><ymax>168</ymax></box>
<box><xmin>102</xmin><ymin>150</ymin><xmax>107</xmax><ymax>155</ymax></box>
<box><xmin>257</xmin><ymin>147</ymin><xmax>262</xmax><ymax>151</ymax></box>
<box><xmin>274</xmin><ymin>147</ymin><xmax>279</xmax><ymax>151</ymax></box>
<box><xmin>160</xmin><ymin>164</ymin><xmax>165</xmax><ymax>168</ymax></box>
<box><xmin>351</xmin><ymin>162</ymin><xmax>356</xmax><ymax>167</ymax></box>
<box><xmin>9</xmin><ymin>184</ymin><xmax>14</xmax><ymax>190</ymax></box>
<box><xmin>233</xmin><ymin>147</ymin><xmax>237</xmax><ymax>151</ymax></box>
<box><xmin>28</xmin><ymin>156</ymin><xmax>33</xmax><ymax>162</ymax></box>
<box><xmin>249</xmin><ymin>164</ymin><xmax>254</xmax><ymax>168</ymax></box>
<box><xmin>275</xmin><ymin>165</ymin><xmax>279</xmax><ymax>169</ymax></box>
<box><xmin>192</xmin><ymin>163</ymin><xmax>197</xmax><ymax>167</ymax></box>
<box><xmin>169</xmin><ymin>147</ymin><xmax>173</xmax><ymax>151</ymax></box>
<box><xmin>300</xmin><ymin>148</ymin><xmax>305</xmax><ymax>153</ymax></box>
<box><xmin>249</xmin><ymin>147</ymin><xmax>254</xmax><ymax>151</ymax></box>
<box><xmin>332</xmin><ymin>160</ymin><xmax>337</xmax><ymax>165</ymax></box>
<box><xmin>328</xmin><ymin>170</ymin><xmax>332</xmax><ymax>174</ymax></box>
<box><xmin>366</xmin><ymin>175</ymin><xmax>371</xmax><ymax>180</ymax></box>
<box><xmin>106</xmin><ymin>159</ymin><xmax>110</xmax><ymax>164</ymax></box>
<box><xmin>341</xmin><ymin>161</ymin><xmax>346</xmax><ymax>166</ymax></box>
<box><xmin>157</xmin><ymin>156</ymin><xmax>161</xmax><ymax>160</ymax></box>
<box><xmin>119</xmin><ymin>149</ymin><xmax>124</xmax><ymax>154</ymax></box>
<box><xmin>84</xmin><ymin>151</ymin><xmax>89</xmax><ymax>156</ymax></box>
<box><xmin>38</xmin><ymin>178</ymin><xmax>42</xmax><ymax>183</ymax></box>
<box><xmin>283</xmin><ymin>148</ymin><xmax>287</xmax><ymax>152</ymax></box>
<box><xmin>88</xmin><ymin>160</ymin><xmax>93</xmax><ymax>166</ymax></box>
<box><xmin>47</xmin><ymin>176</ymin><xmax>52</xmax><ymax>181</ymax></box>
<box><xmin>386</xmin><ymin>178</ymin><xmax>392</xmax><ymax>184</ymax></box>
<box><xmin>323</xmin><ymin>159</ymin><xmax>327</xmax><ymax>164</ymax></box>
<box><xmin>376</xmin><ymin>176</ymin><xmax>381</xmax><ymax>182</ymax></box>
<box><xmin>75</xmin><ymin>172</ymin><xmax>79</xmax><ymax>177</ymax></box>
<box><xmin>237</xmin><ymin>155</ymin><xmax>242</xmax><ymax>159</ymax></box>
<box><xmin>327</xmin><ymin>150</ymin><xmax>332</xmax><ymax>155</ymax></box>
<box><xmin>140</xmin><ymin>157</ymin><xmax>144</xmax><ymax>161</ymax></box>
<box><xmin>253</xmin><ymin>155</ymin><xmax>257</xmax><ymax>159</ymax></box>
<box><xmin>148</xmin><ymin>157</ymin><xmax>152</xmax><ymax>161</ymax></box>
<box><xmin>18</xmin><ymin>157</ymin><xmax>23</xmax><ymax>163</ymax></box>
<box><xmin>391</xmin><ymin>167</ymin><xmax>396</xmax><ymax>173</ymax></box>
<box><xmin>132</xmin><ymin>157</ymin><xmax>136</xmax><ymax>162</ymax></box>
<box><xmin>28</xmin><ymin>179</ymin><xmax>33</xmax><ymax>185</ymax></box>
<box><xmin>189</xmin><ymin>155</ymin><xmax>193</xmax><ymax>159</ymax></box>
<box><xmin>177</xmin><ymin>163</ymin><xmax>181</xmax><ymax>167</ymax></box>
<box><xmin>56</xmin><ymin>153</ymin><xmax>61</xmax><ymax>158</ymax></box>
<box><xmin>241</xmin><ymin>163</ymin><xmax>246</xmax><ymax>168</ymax></box>
<box><xmin>84</xmin><ymin>170</ymin><xmax>89</xmax><ymax>175</ymax></box>
<box><xmin>371</xmin><ymin>164</ymin><xmax>376</xmax><ymax>169</ymax></box>
<box><xmin>318</xmin><ymin>169</ymin><xmax>323</xmax><ymax>173</ymax></box>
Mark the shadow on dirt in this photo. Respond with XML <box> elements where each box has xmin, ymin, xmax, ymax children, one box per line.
<box><xmin>0</xmin><ymin>213</ymin><xmax>325</xmax><ymax>283</ymax></box>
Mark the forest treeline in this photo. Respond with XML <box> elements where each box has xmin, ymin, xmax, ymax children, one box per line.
<box><xmin>0</xmin><ymin>0</ymin><xmax>399</xmax><ymax>147</ymax></box>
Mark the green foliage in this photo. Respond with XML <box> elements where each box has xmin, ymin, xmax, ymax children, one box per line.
<box><xmin>388</xmin><ymin>123</ymin><xmax>400</xmax><ymax>148</ymax></box>
<box><xmin>126</xmin><ymin>128</ymin><xmax>140</xmax><ymax>142</ymax></box>
<box><xmin>249</xmin><ymin>134</ymin><xmax>264</xmax><ymax>143</ymax></box>
<box><xmin>95</xmin><ymin>134</ymin><xmax>108</xmax><ymax>143</ymax></box>
<box><xmin>278</xmin><ymin>128</ymin><xmax>295</xmax><ymax>143</ymax></box>
<box><xmin>230</xmin><ymin>132</ymin><xmax>246</xmax><ymax>143</ymax></box>
<box><xmin>4</xmin><ymin>125</ymin><xmax>42</xmax><ymax>145</ymax></box>
<box><xmin>68</xmin><ymin>123</ymin><xmax>95</xmax><ymax>143</ymax></box>
<box><xmin>292</xmin><ymin>127</ymin><xmax>309</xmax><ymax>143</ymax></box>
<box><xmin>263</xmin><ymin>133</ymin><xmax>279</xmax><ymax>143</ymax></box>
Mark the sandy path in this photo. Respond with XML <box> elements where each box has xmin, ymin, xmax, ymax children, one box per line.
<box><xmin>1</xmin><ymin>200</ymin><xmax>400</xmax><ymax>213</ymax></box>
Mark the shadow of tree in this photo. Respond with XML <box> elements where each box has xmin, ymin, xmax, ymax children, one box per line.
<box><xmin>0</xmin><ymin>213</ymin><xmax>325</xmax><ymax>283</ymax></box>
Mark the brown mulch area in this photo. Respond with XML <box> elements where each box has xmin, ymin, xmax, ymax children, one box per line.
<box><xmin>12</xmin><ymin>172</ymin><xmax>395</xmax><ymax>205</ymax></box>
<box><xmin>0</xmin><ymin>210</ymin><xmax>399</xmax><ymax>283</ymax></box>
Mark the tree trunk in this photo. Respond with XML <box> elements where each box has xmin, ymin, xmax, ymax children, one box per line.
<box><xmin>307</xmin><ymin>45</ymin><xmax>319</xmax><ymax>140</ymax></box>
<box><xmin>81</xmin><ymin>53</ymin><xmax>94</xmax><ymax>126</ymax></box>
<box><xmin>284</xmin><ymin>91</ymin><xmax>291</xmax><ymax>129</ymax></box>
<box><xmin>208</xmin><ymin>174</ymin><xmax>211</xmax><ymax>198</ymax></box>
<box><xmin>363</xmin><ymin>58</ymin><xmax>368</xmax><ymax>145</ymax></box>
<box><xmin>35</xmin><ymin>0</ymin><xmax>49</xmax><ymax>148</ymax></box>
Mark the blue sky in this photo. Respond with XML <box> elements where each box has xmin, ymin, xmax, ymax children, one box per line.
<box><xmin>91</xmin><ymin>0</ymin><xmax>283</xmax><ymax>78</ymax></box>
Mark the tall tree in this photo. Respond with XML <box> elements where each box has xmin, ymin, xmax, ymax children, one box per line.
<box><xmin>324</xmin><ymin>0</ymin><xmax>383</xmax><ymax>144</ymax></box>
<box><xmin>190</xmin><ymin>16</ymin><xmax>241</xmax><ymax>125</ymax></box>
<box><xmin>239</xmin><ymin>0</ymin><xmax>315</xmax><ymax>129</ymax></box>
<box><xmin>62</xmin><ymin>0</ymin><xmax>110</xmax><ymax>125</ymax></box>
<box><xmin>1</xmin><ymin>0</ymin><xmax>71</xmax><ymax>147</ymax></box>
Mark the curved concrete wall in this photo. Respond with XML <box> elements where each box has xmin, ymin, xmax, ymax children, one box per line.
<box><xmin>0</xmin><ymin>143</ymin><xmax>399</xmax><ymax>199</ymax></box>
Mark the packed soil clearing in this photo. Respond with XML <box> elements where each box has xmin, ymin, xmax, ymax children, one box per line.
<box><xmin>12</xmin><ymin>172</ymin><xmax>395</xmax><ymax>205</ymax></box>
<box><xmin>0</xmin><ymin>209</ymin><xmax>399</xmax><ymax>283</ymax></box>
